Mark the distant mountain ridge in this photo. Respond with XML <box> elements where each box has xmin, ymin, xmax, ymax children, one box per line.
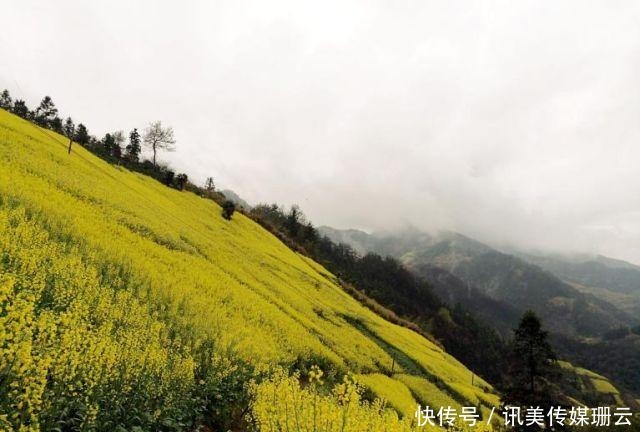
<box><xmin>319</xmin><ymin>227</ymin><xmax>637</xmax><ymax>337</ymax></box>
<box><xmin>512</xmin><ymin>250</ymin><xmax>640</xmax><ymax>317</ymax></box>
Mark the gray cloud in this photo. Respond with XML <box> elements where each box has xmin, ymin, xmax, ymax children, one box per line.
<box><xmin>3</xmin><ymin>1</ymin><xmax>640</xmax><ymax>261</ymax></box>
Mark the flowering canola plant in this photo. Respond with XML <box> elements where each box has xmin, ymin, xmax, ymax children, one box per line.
<box><xmin>0</xmin><ymin>108</ymin><xmax>501</xmax><ymax>430</ymax></box>
<box><xmin>251</xmin><ymin>369</ymin><xmax>417</xmax><ymax>432</ymax></box>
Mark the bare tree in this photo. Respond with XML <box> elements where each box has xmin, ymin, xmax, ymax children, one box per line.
<box><xmin>143</xmin><ymin>121</ymin><xmax>176</xmax><ymax>167</ymax></box>
<box><xmin>205</xmin><ymin>177</ymin><xmax>215</xmax><ymax>192</ymax></box>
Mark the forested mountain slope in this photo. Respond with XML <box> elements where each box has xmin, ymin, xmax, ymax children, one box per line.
<box><xmin>514</xmin><ymin>251</ymin><xmax>640</xmax><ymax>318</ymax></box>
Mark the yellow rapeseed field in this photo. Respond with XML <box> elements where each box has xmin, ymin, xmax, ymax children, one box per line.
<box><xmin>0</xmin><ymin>108</ymin><xmax>500</xmax><ymax>430</ymax></box>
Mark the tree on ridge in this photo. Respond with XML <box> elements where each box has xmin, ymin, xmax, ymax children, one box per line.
<box><xmin>64</xmin><ymin>117</ymin><xmax>75</xmax><ymax>154</ymax></box>
<box><xmin>125</xmin><ymin>128</ymin><xmax>142</xmax><ymax>162</ymax></box>
<box><xmin>503</xmin><ymin>310</ymin><xmax>560</xmax><ymax>421</ymax></box>
<box><xmin>143</xmin><ymin>121</ymin><xmax>175</xmax><ymax>167</ymax></box>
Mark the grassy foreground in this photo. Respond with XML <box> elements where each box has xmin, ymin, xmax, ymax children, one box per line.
<box><xmin>0</xmin><ymin>108</ymin><xmax>499</xmax><ymax>430</ymax></box>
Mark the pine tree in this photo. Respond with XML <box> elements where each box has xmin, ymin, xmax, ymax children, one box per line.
<box><xmin>503</xmin><ymin>310</ymin><xmax>559</xmax><ymax>410</ymax></box>
<box><xmin>12</xmin><ymin>100</ymin><xmax>30</xmax><ymax>119</ymax></box>
<box><xmin>34</xmin><ymin>96</ymin><xmax>58</xmax><ymax>127</ymax></box>
<box><xmin>50</xmin><ymin>116</ymin><xmax>63</xmax><ymax>133</ymax></box>
<box><xmin>286</xmin><ymin>205</ymin><xmax>303</xmax><ymax>236</ymax></box>
<box><xmin>0</xmin><ymin>89</ymin><xmax>12</xmax><ymax>110</ymax></box>
<box><xmin>102</xmin><ymin>133</ymin><xmax>115</xmax><ymax>156</ymax></box>
<box><xmin>75</xmin><ymin>123</ymin><xmax>89</xmax><ymax>146</ymax></box>
<box><xmin>125</xmin><ymin>128</ymin><xmax>142</xmax><ymax>162</ymax></box>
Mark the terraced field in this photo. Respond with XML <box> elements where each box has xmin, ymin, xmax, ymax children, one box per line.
<box><xmin>558</xmin><ymin>361</ymin><xmax>625</xmax><ymax>406</ymax></box>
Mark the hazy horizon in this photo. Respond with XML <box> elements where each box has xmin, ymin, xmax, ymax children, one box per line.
<box><xmin>3</xmin><ymin>1</ymin><xmax>640</xmax><ymax>263</ymax></box>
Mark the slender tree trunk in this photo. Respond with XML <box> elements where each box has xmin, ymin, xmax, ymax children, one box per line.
<box><xmin>67</xmin><ymin>138</ymin><xmax>73</xmax><ymax>154</ymax></box>
<box><xmin>153</xmin><ymin>143</ymin><xmax>157</xmax><ymax>167</ymax></box>
<box><xmin>529</xmin><ymin>350</ymin><xmax>535</xmax><ymax>395</ymax></box>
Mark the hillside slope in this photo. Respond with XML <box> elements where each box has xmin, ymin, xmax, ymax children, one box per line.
<box><xmin>319</xmin><ymin>227</ymin><xmax>520</xmax><ymax>336</ymax></box>
<box><xmin>0</xmin><ymin>109</ymin><xmax>499</xmax><ymax>430</ymax></box>
<box><xmin>411</xmin><ymin>263</ymin><xmax>521</xmax><ymax>335</ymax></box>
<box><xmin>320</xmin><ymin>226</ymin><xmax>640</xmax><ymax>398</ymax></box>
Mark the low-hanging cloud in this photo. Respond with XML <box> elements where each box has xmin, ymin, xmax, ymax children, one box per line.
<box><xmin>3</xmin><ymin>1</ymin><xmax>640</xmax><ymax>261</ymax></box>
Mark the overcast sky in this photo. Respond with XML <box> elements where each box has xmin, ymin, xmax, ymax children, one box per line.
<box><xmin>3</xmin><ymin>1</ymin><xmax>640</xmax><ymax>262</ymax></box>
